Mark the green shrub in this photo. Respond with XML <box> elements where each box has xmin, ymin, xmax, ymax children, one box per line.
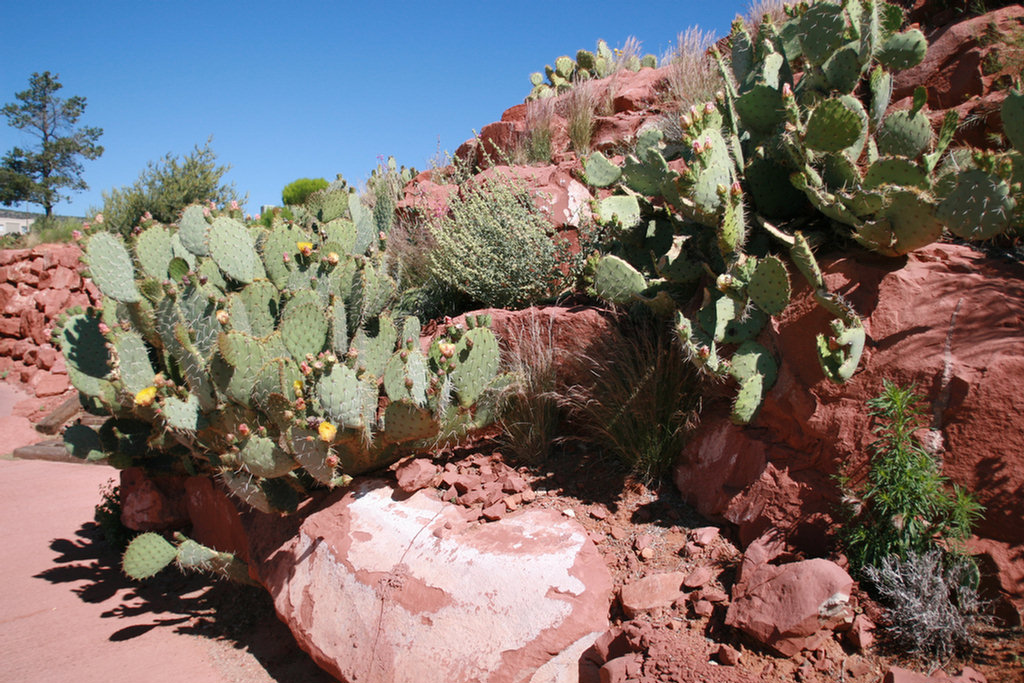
<box><xmin>95</xmin><ymin>139</ymin><xmax>240</xmax><ymax>236</ymax></box>
<box><xmin>281</xmin><ymin>177</ymin><xmax>328</xmax><ymax>206</ymax></box>
<box><xmin>839</xmin><ymin>381</ymin><xmax>984</xmax><ymax>573</ymax></box>
<box><xmin>94</xmin><ymin>480</ymin><xmax>131</xmax><ymax>550</ymax></box>
<box><xmin>426</xmin><ymin>166</ymin><xmax>567</xmax><ymax>309</ymax></box>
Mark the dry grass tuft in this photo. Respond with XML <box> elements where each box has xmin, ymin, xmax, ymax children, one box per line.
<box><xmin>662</xmin><ymin>26</ymin><xmax>723</xmax><ymax>111</ymax></box>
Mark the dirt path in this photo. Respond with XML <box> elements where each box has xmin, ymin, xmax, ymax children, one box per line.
<box><xmin>0</xmin><ymin>457</ymin><xmax>334</xmax><ymax>683</ymax></box>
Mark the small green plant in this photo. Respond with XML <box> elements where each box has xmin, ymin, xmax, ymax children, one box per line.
<box><xmin>94</xmin><ymin>479</ymin><xmax>131</xmax><ymax>550</ymax></box>
<box><xmin>426</xmin><ymin>165</ymin><xmax>567</xmax><ymax>309</ymax></box>
<box><xmin>281</xmin><ymin>177</ymin><xmax>328</xmax><ymax>206</ymax></box>
<box><xmin>519</xmin><ymin>98</ymin><xmax>554</xmax><ymax>164</ymax></box>
<box><xmin>839</xmin><ymin>381</ymin><xmax>985</xmax><ymax>573</ymax></box>
<box><xmin>122</xmin><ymin>531</ymin><xmax>253</xmax><ymax>583</ymax></box>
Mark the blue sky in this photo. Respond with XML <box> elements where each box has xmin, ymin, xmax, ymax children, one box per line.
<box><xmin>1</xmin><ymin>1</ymin><xmax>751</xmax><ymax>218</ymax></box>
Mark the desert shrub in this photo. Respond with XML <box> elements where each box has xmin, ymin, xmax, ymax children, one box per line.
<box><xmin>0</xmin><ymin>215</ymin><xmax>81</xmax><ymax>248</ymax></box>
<box><xmin>95</xmin><ymin>139</ymin><xmax>240</xmax><ymax>236</ymax></box>
<box><xmin>568</xmin><ymin>318</ymin><xmax>703</xmax><ymax>485</ymax></box>
<box><xmin>426</xmin><ymin>165</ymin><xmax>568</xmax><ymax>309</ymax></box>
<box><xmin>864</xmin><ymin>550</ymin><xmax>987</xmax><ymax>663</ymax></box>
<box><xmin>839</xmin><ymin>381</ymin><xmax>984</xmax><ymax>573</ymax></box>
<box><xmin>281</xmin><ymin>177</ymin><xmax>328</xmax><ymax>206</ymax></box>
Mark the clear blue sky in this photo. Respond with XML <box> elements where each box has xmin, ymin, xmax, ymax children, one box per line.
<box><xmin>1</xmin><ymin>1</ymin><xmax>750</xmax><ymax>219</ymax></box>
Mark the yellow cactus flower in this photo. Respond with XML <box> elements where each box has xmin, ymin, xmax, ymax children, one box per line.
<box><xmin>318</xmin><ymin>421</ymin><xmax>338</xmax><ymax>443</ymax></box>
<box><xmin>296</xmin><ymin>241</ymin><xmax>314</xmax><ymax>256</ymax></box>
<box><xmin>134</xmin><ymin>386</ymin><xmax>157</xmax><ymax>407</ymax></box>
<box><xmin>293</xmin><ymin>380</ymin><xmax>303</xmax><ymax>398</ymax></box>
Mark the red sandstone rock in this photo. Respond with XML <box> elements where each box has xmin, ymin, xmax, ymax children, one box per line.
<box><xmin>184</xmin><ymin>476</ymin><xmax>250</xmax><ymax>563</ymax></box>
<box><xmin>725</xmin><ymin>533</ymin><xmax>853</xmax><ymax>657</ymax></box>
<box><xmin>846</xmin><ymin>614</ymin><xmax>875</xmax><ymax>652</ymax></box>
<box><xmin>675</xmin><ymin>244</ymin><xmax>1024</xmax><ymax>614</ymax></box>
<box><xmin>716</xmin><ymin>644</ymin><xmax>741</xmax><ymax>666</ymax></box>
<box><xmin>119</xmin><ymin>467</ymin><xmax>190</xmax><ymax>531</ymax></box>
<box><xmin>244</xmin><ymin>480</ymin><xmax>612</xmax><ymax>683</ymax></box>
<box><xmin>394</xmin><ymin>457</ymin><xmax>439</xmax><ymax>493</ymax></box>
<box><xmin>690</xmin><ymin>526</ymin><xmax>720</xmax><ymax>546</ymax></box>
<box><xmin>682</xmin><ymin>565</ymin><xmax>715</xmax><ymax>588</ymax></box>
<box><xmin>599</xmin><ymin>653</ymin><xmax>643</xmax><ymax>683</ymax></box>
<box><xmin>35</xmin><ymin>288</ymin><xmax>70</xmax><ymax>318</ymax></box>
<box><xmin>883</xmin><ymin>666</ymin><xmax>988</xmax><ymax>683</ymax></box>
<box><xmin>619</xmin><ymin>572</ymin><xmax>686</xmax><ymax>618</ymax></box>
<box><xmin>33</xmin><ymin>373</ymin><xmax>69</xmax><ymax>397</ymax></box>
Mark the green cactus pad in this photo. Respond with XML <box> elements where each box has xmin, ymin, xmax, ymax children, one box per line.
<box><xmin>854</xmin><ymin>190</ymin><xmax>944</xmax><ymax>256</ymax></box>
<box><xmin>123</xmin><ymin>532</ymin><xmax>178</xmax><ymax>579</ymax></box>
<box><xmin>799</xmin><ymin>2</ymin><xmax>849</xmax><ymax>66</ymax></box>
<box><xmin>634</xmin><ymin>128</ymin><xmax>664</xmax><ymax>157</ymax></box>
<box><xmin>84</xmin><ymin>232</ymin><xmax>141</xmax><ymax>303</ymax></box>
<box><xmin>351</xmin><ymin>314</ymin><xmax>397</xmax><ymax>378</ymax></box>
<box><xmin>804</xmin><ymin>98</ymin><xmax>864</xmax><ymax>153</ymax></box>
<box><xmin>698</xmin><ymin>292</ymin><xmax>743</xmax><ymax>344</ymax></box>
<box><xmin>290</xmin><ymin>428</ymin><xmax>337</xmax><ymax>484</ymax></box>
<box><xmin>235</xmin><ymin>280</ymin><xmax>279</xmax><ymax>338</ymax></box>
<box><xmin>383</xmin><ymin>348</ymin><xmax>428</xmax><ymax>405</ymax></box>
<box><xmin>219</xmin><ymin>469</ymin><xmax>272</xmax><ymax>514</ymax></box>
<box><xmin>876</xmin><ymin>29</ymin><xmax>927</xmax><ymax>71</ymax></box>
<box><xmin>58</xmin><ymin>311</ymin><xmax>115</xmax><ymax>401</ymax></box>
<box><xmin>451</xmin><ymin>326</ymin><xmax>501</xmax><ymax>409</ymax></box>
<box><xmin>280</xmin><ymin>291</ymin><xmax>328</xmax><ymax>362</ymax></box>
<box><xmin>730</xmin><ymin>340</ymin><xmax>778</xmax><ymax>385</ymax></box>
<box><xmin>722</xmin><ymin>307</ymin><xmax>769</xmax><ymax>344</ymax></box>
<box><xmin>863</xmin><ymin>157</ymin><xmax>929</xmax><ymax>189</ymax></box>
<box><xmin>110</xmin><ymin>329</ymin><xmax>155</xmax><ymax>396</ymax></box>
<box><xmin>655</xmin><ymin>236</ymin><xmax>703</xmax><ymax>283</ymax></box>
<box><xmin>731</xmin><ymin>373</ymin><xmax>765</xmax><ymax>425</ymax></box>
<box><xmin>790</xmin><ymin>232</ymin><xmax>825</xmax><ymax>290</ymax></box>
<box><xmin>260</xmin><ymin>223</ymin><xmax>303</xmax><ymax>289</ymax></box>
<box><xmin>869</xmin><ymin>67</ymin><xmax>893</xmax><ymax>131</ymax></box>
<box><xmin>348</xmin><ymin>199</ymin><xmax>377</xmax><ymax>256</ymax></box>
<box><xmin>877</xmin><ymin>109</ymin><xmax>932</xmax><ymax>159</ymax></box>
<box><xmin>593</xmin><ymin>254</ymin><xmax>647</xmax><ymax>304</ymax></box>
<box><xmin>134</xmin><ymin>224</ymin><xmax>174</xmax><ymax>280</ymax></box>
<box><xmin>1003</xmin><ymin>89</ymin><xmax>1024</xmax><ymax>152</ymax></box>
<box><xmin>162</xmin><ymin>394</ymin><xmax>204</xmax><ymax>434</ymax></box>
<box><xmin>748</xmin><ymin>255</ymin><xmax>791</xmax><ymax>316</ymax></box>
<box><xmin>317</xmin><ymin>364</ymin><xmax>365</xmax><ymax>430</ymax></box>
<box><xmin>594</xmin><ymin>195</ymin><xmax>641</xmax><ymax>229</ymax></box>
<box><xmin>174</xmin><ymin>538</ymin><xmax>251</xmax><ymax>583</ymax></box>
<box><xmin>816</xmin><ymin>318</ymin><xmax>865</xmax><ymax>382</ymax></box>
<box><xmin>209</xmin><ymin>217</ymin><xmax>258</xmax><ymax>284</ymax></box>
<box><xmin>938</xmin><ymin>169</ymin><xmax>1016</xmax><ymax>240</ymax></box>
<box><xmin>622</xmin><ymin>149</ymin><xmax>672</xmax><ymax>196</ymax></box>
<box><xmin>178</xmin><ymin>205</ymin><xmax>211</xmax><ymax>257</ymax></box>
<box><xmin>63</xmin><ymin>423</ymin><xmax>106</xmax><ymax>461</ymax></box>
<box><xmin>823</xmin><ymin>42</ymin><xmax>863</xmax><ymax>94</ymax></box>
<box><xmin>734</xmin><ymin>84</ymin><xmax>785</xmax><ymax>137</ymax></box>
<box><xmin>384</xmin><ymin>401</ymin><xmax>439</xmax><ymax>444</ymax></box>
<box><xmin>239</xmin><ymin>435</ymin><xmax>295</xmax><ymax>478</ymax></box>
<box><xmin>583</xmin><ymin>152</ymin><xmax>623</xmax><ymax>187</ymax></box>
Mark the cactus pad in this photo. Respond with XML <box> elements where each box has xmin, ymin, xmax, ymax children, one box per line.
<box><xmin>804</xmin><ymin>98</ymin><xmax>865</xmax><ymax>153</ymax></box>
<box><xmin>938</xmin><ymin>169</ymin><xmax>1015</xmax><ymax>240</ymax></box>
<box><xmin>209</xmin><ymin>217</ymin><xmax>258</xmax><ymax>284</ymax></box>
<box><xmin>593</xmin><ymin>255</ymin><xmax>646</xmax><ymax>304</ymax></box>
<box><xmin>748</xmin><ymin>255</ymin><xmax>791</xmax><ymax>316</ymax></box>
<box><xmin>317</xmin><ymin>365</ymin><xmax>365</xmax><ymax>430</ymax></box>
<box><xmin>123</xmin><ymin>532</ymin><xmax>177</xmax><ymax>579</ymax></box>
<box><xmin>583</xmin><ymin>152</ymin><xmax>623</xmax><ymax>188</ymax></box>
<box><xmin>84</xmin><ymin>232</ymin><xmax>141</xmax><ymax>303</ymax></box>
<box><xmin>239</xmin><ymin>434</ymin><xmax>295</xmax><ymax>478</ymax></box>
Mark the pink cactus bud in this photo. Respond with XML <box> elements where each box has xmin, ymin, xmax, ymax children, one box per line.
<box><xmin>230</xmin><ymin>200</ymin><xmax>240</xmax><ymax>211</ymax></box>
<box><xmin>295</xmin><ymin>397</ymin><xmax>306</xmax><ymax>410</ymax></box>
<box><xmin>238</xmin><ymin>423</ymin><xmax>250</xmax><ymax>437</ymax></box>
<box><xmin>326</xmin><ymin>251</ymin><xmax>340</xmax><ymax>265</ymax></box>
<box><xmin>681</xmin><ymin>114</ymin><xmax>692</xmax><ymax>128</ymax></box>
<box><xmin>692</xmin><ymin>139</ymin><xmax>704</xmax><ymax>155</ymax></box>
<box><xmin>300</xmin><ymin>361</ymin><xmax>312</xmax><ymax>375</ymax></box>
<box><xmin>98</xmin><ymin>322</ymin><xmax>110</xmax><ymax>335</ymax></box>
<box><xmin>405</xmin><ymin>378</ymin><xmax>414</xmax><ymax>389</ymax></box>
<box><xmin>698</xmin><ymin>345</ymin><xmax>711</xmax><ymax>359</ymax></box>
<box><xmin>782</xmin><ymin>83</ymin><xmax>793</xmax><ymax>98</ymax></box>
<box><xmin>283</xmin><ymin>252</ymin><xmax>290</xmax><ymax>263</ymax></box>
<box><xmin>94</xmin><ymin>213</ymin><xmax>104</xmax><ymax>224</ymax></box>
<box><xmin>325</xmin><ymin>453</ymin><xmax>339</xmax><ymax>468</ymax></box>
<box><xmin>71</xmin><ymin>230</ymin><xmax>82</xmax><ymax>241</ymax></box>
<box><xmin>731</xmin><ymin>181</ymin><xmax>743</xmax><ymax>197</ymax></box>
<box><xmin>705</xmin><ymin>102</ymin><xmax>716</xmax><ymax>114</ymax></box>
<box><xmin>216</xmin><ymin>310</ymin><xmax>230</xmax><ymax>325</ymax></box>
<box><xmin>703</xmin><ymin>136</ymin><xmax>713</xmax><ymax>151</ymax></box>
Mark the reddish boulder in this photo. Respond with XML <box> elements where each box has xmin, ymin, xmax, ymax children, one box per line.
<box><xmin>619</xmin><ymin>572</ymin><xmax>686</xmax><ymax>617</ymax></box>
<box><xmin>184</xmin><ymin>476</ymin><xmax>250</xmax><ymax>562</ymax></box>
<box><xmin>394</xmin><ymin>457</ymin><xmax>440</xmax><ymax>493</ymax></box>
<box><xmin>245</xmin><ymin>480</ymin><xmax>612</xmax><ymax>683</ymax></box>
<box><xmin>725</xmin><ymin>532</ymin><xmax>854</xmax><ymax>657</ymax></box>
<box><xmin>119</xmin><ymin>467</ymin><xmax>190</xmax><ymax>531</ymax></box>
<box><xmin>675</xmin><ymin>244</ymin><xmax>1024</xmax><ymax>612</ymax></box>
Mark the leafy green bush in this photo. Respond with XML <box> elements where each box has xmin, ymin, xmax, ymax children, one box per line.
<box><xmin>839</xmin><ymin>381</ymin><xmax>984</xmax><ymax>573</ymax></box>
<box><xmin>426</xmin><ymin>166</ymin><xmax>569</xmax><ymax>309</ymax></box>
<box><xmin>95</xmin><ymin>139</ymin><xmax>240</xmax><ymax>236</ymax></box>
<box><xmin>281</xmin><ymin>177</ymin><xmax>328</xmax><ymax>206</ymax></box>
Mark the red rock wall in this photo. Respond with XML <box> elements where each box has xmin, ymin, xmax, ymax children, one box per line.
<box><xmin>0</xmin><ymin>245</ymin><xmax>100</xmax><ymax>398</ymax></box>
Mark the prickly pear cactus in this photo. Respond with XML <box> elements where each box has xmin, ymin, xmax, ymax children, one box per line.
<box><xmin>56</xmin><ymin>194</ymin><xmax>505</xmax><ymax>514</ymax></box>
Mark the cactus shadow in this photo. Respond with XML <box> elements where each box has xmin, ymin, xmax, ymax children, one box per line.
<box><xmin>34</xmin><ymin>521</ymin><xmax>335</xmax><ymax>682</ymax></box>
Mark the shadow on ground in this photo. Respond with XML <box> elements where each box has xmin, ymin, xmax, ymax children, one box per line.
<box><xmin>35</xmin><ymin>521</ymin><xmax>336</xmax><ymax>683</ymax></box>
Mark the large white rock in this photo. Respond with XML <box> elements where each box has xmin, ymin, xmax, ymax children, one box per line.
<box><xmin>250</xmin><ymin>480</ymin><xmax>612</xmax><ymax>683</ymax></box>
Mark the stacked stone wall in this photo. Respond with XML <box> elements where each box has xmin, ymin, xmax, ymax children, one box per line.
<box><xmin>0</xmin><ymin>245</ymin><xmax>100</xmax><ymax>398</ymax></box>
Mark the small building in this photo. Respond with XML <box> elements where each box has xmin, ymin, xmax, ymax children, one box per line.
<box><xmin>0</xmin><ymin>210</ymin><xmax>35</xmax><ymax>236</ymax></box>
